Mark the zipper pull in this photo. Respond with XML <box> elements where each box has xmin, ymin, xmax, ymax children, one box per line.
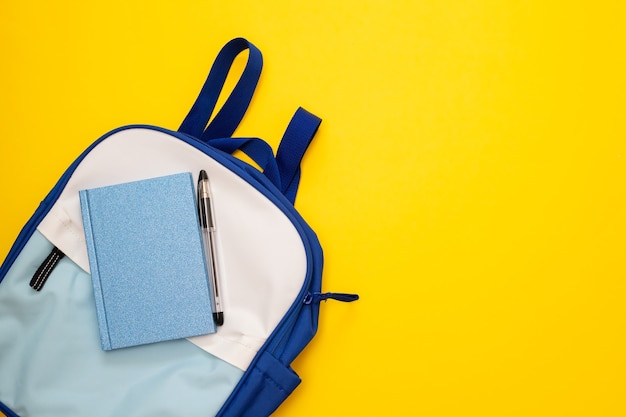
<box><xmin>303</xmin><ymin>292</ymin><xmax>359</xmax><ymax>305</ymax></box>
<box><xmin>29</xmin><ymin>246</ymin><xmax>65</xmax><ymax>291</ymax></box>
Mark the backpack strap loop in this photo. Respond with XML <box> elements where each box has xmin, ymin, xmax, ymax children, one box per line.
<box><xmin>178</xmin><ymin>38</ymin><xmax>263</xmax><ymax>140</ymax></box>
<box><xmin>275</xmin><ymin>107</ymin><xmax>322</xmax><ymax>204</ymax></box>
<box><xmin>207</xmin><ymin>137</ymin><xmax>281</xmax><ymax>189</ymax></box>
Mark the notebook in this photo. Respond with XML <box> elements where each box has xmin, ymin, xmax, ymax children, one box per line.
<box><xmin>79</xmin><ymin>172</ymin><xmax>216</xmax><ymax>350</ymax></box>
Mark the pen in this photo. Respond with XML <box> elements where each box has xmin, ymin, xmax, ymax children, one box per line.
<box><xmin>197</xmin><ymin>170</ymin><xmax>224</xmax><ymax>326</ymax></box>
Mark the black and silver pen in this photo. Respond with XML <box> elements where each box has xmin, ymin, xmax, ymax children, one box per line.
<box><xmin>197</xmin><ymin>170</ymin><xmax>224</xmax><ymax>326</ymax></box>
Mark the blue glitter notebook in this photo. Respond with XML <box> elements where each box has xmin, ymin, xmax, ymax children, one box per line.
<box><xmin>79</xmin><ymin>172</ymin><xmax>216</xmax><ymax>350</ymax></box>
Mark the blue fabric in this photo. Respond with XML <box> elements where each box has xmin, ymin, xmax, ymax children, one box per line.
<box><xmin>176</xmin><ymin>38</ymin><xmax>322</xmax><ymax>205</ymax></box>
<box><xmin>207</xmin><ymin>137</ymin><xmax>281</xmax><ymax>189</ymax></box>
<box><xmin>276</xmin><ymin>107</ymin><xmax>322</xmax><ymax>204</ymax></box>
<box><xmin>0</xmin><ymin>401</ymin><xmax>20</xmax><ymax>417</ymax></box>
<box><xmin>270</xmin><ymin>219</ymin><xmax>324</xmax><ymax>364</ymax></box>
<box><xmin>178</xmin><ymin>38</ymin><xmax>262</xmax><ymax>140</ymax></box>
<box><xmin>217</xmin><ymin>352</ymin><xmax>301</xmax><ymax>417</ymax></box>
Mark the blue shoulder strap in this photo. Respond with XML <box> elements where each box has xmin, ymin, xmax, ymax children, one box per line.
<box><xmin>206</xmin><ymin>107</ymin><xmax>321</xmax><ymax>205</ymax></box>
<box><xmin>178</xmin><ymin>38</ymin><xmax>262</xmax><ymax>140</ymax></box>
<box><xmin>276</xmin><ymin>107</ymin><xmax>322</xmax><ymax>204</ymax></box>
<box><xmin>206</xmin><ymin>137</ymin><xmax>281</xmax><ymax>188</ymax></box>
<box><xmin>179</xmin><ymin>39</ymin><xmax>321</xmax><ymax>204</ymax></box>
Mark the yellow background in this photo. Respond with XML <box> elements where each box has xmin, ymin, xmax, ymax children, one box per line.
<box><xmin>1</xmin><ymin>1</ymin><xmax>625</xmax><ymax>416</ymax></box>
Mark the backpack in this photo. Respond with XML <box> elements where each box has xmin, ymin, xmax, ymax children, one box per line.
<box><xmin>0</xmin><ymin>37</ymin><xmax>358</xmax><ymax>417</ymax></box>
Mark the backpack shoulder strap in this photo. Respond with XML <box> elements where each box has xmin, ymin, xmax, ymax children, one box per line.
<box><xmin>179</xmin><ymin>39</ymin><xmax>321</xmax><ymax>204</ymax></box>
<box><xmin>178</xmin><ymin>38</ymin><xmax>263</xmax><ymax>140</ymax></box>
<box><xmin>276</xmin><ymin>107</ymin><xmax>322</xmax><ymax>204</ymax></box>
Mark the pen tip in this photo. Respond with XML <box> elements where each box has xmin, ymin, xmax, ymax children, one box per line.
<box><xmin>199</xmin><ymin>170</ymin><xmax>208</xmax><ymax>181</ymax></box>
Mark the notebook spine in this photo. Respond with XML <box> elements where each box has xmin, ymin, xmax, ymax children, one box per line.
<box><xmin>79</xmin><ymin>190</ymin><xmax>112</xmax><ymax>350</ymax></box>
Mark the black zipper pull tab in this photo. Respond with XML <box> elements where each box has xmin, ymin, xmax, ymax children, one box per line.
<box><xmin>30</xmin><ymin>246</ymin><xmax>65</xmax><ymax>291</ymax></box>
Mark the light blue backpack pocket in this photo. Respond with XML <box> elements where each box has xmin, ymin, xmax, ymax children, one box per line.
<box><xmin>0</xmin><ymin>231</ymin><xmax>243</xmax><ymax>417</ymax></box>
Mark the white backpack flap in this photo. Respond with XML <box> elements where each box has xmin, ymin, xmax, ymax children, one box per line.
<box><xmin>37</xmin><ymin>125</ymin><xmax>309</xmax><ymax>370</ymax></box>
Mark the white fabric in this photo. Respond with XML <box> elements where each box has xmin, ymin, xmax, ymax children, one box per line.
<box><xmin>37</xmin><ymin>127</ymin><xmax>307</xmax><ymax>371</ymax></box>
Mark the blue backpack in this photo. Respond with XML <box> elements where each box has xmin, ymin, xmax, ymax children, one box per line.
<box><xmin>0</xmin><ymin>38</ymin><xmax>357</xmax><ymax>417</ymax></box>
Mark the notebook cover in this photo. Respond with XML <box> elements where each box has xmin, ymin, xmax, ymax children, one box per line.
<box><xmin>79</xmin><ymin>172</ymin><xmax>216</xmax><ymax>350</ymax></box>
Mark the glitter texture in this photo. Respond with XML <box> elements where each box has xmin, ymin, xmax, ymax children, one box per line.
<box><xmin>79</xmin><ymin>172</ymin><xmax>215</xmax><ymax>350</ymax></box>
